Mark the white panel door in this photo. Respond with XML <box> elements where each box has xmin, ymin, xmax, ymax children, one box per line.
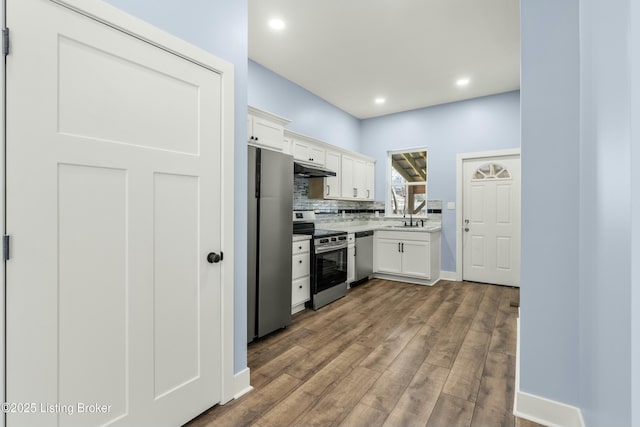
<box><xmin>462</xmin><ymin>156</ymin><xmax>520</xmax><ymax>286</ymax></box>
<box><xmin>5</xmin><ymin>1</ymin><xmax>224</xmax><ymax>426</ymax></box>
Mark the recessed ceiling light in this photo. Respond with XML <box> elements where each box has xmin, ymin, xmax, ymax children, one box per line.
<box><xmin>374</xmin><ymin>97</ymin><xmax>386</xmax><ymax>104</ymax></box>
<box><xmin>456</xmin><ymin>78</ymin><xmax>470</xmax><ymax>87</ymax></box>
<box><xmin>269</xmin><ymin>18</ymin><xmax>286</xmax><ymax>30</ymax></box>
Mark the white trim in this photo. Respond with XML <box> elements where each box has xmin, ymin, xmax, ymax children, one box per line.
<box><xmin>439</xmin><ymin>271</ymin><xmax>458</xmax><ymax>281</ymax></box>
<box><xmin>3</xmin><ymin>0</ymin><xmax>237</xmax><ymax>412</ymax></box>
<box><xmin>249</xmin><ymin>105</ymin><xmax>290</xmax><ymax>126</ymax></box>
<box><xmin>514</xmin><ymin>315</ymin><xmax>585</xmax><ymax>427</ymax></box>
<box><xmin>372</xmin><ymin>273</ymin><xmax>440</xmax><ymax>286</ymax></box>
<box><xmin>230</xmin><ymin>368</ymin><xmax>253</xmax><ymax>402</ymax></box>
<box><xmin>514</xmin><ymin>392</ymin><xmax>585</xmax><ymax>427</ymax></box>
<box><xmin>1</xmin><ymin>1</ymin><xmax>6</xmax><ymax>426</ymax></box>
<box><xmin>455</xmin><ymin>148</ymin><xmax>521</xmax><ymax>282</ymax></box>
<box><xmin>50</xmin><ymin>0</ymin><xmax>230</xmax><ymax>75</ymax></box>
<box><xmin>385</xmin><ymin>147</ymin><xmax>429</xmax><ymax>217</ymax></box>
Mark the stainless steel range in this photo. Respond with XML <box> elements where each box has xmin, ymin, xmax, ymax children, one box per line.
<box><xmin>293</xmin><ymin>211</ymin><xmax>348</xmax><ymax>310</ymax></box>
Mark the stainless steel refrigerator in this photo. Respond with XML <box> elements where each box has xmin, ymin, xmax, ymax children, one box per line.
<box><xmin>247</xmin><ymin>146</ymin><xmax>293</xmax><ymax>342</ymax></box>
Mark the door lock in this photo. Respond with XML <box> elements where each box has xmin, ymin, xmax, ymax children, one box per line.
<box><xmin>207</xmin><ymin>252</ymin><xmax>223</xmax><ymax>263</ymax></box>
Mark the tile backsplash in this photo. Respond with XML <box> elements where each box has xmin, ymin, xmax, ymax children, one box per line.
<box><xmin>294</xmin><ymin>177</ymin><xmax>442</xmax><ymax>223</ymax></box>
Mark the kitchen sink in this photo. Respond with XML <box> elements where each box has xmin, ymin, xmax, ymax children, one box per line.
<box><xmin>381</xmin><ymin>225</ymin><xmax>438</xmax><ymax>231</ymax></box>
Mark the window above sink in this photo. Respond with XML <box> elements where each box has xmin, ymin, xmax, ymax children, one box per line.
<box><xmin>386</xmin><ymin>148</ymin><xmax>428</xmax><ymax>217</ymax></box>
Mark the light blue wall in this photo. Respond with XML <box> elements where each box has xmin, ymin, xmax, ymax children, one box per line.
<box><xmin>522</xmin><ymin>0</ymin><xmax>637</xmax><ymax>425</ymax></box>
<box><xmin>359</xmin><ymin>92</ymin><xmax>521</xmax><ymax>272</ymax></box>
<box><xmin>520</xmin><ymin>0</ymin><xmax>581</xmax><ymax>406</ymax></box>
<box><xmin>249</xmin><ymin>61</ymin><xmax>360</xmax><ymax>152</ymax></box>
<box><xmin>578</xmin><ymin>0</ymin><xmax>632</xmax><ymax>424</ymax></box>
<box><xmin>102</xmin><ymin>0</ymin><xmax>249</xmax><ymax>373</ymax></box>
<box><xmin>632</xmin><ymin>0</ymin><xmax>640</xmax><ymax>423</ymax></box>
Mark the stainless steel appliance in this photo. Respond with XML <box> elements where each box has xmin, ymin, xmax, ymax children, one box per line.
<box><xmin>293</xmin><ymin>211</ymin><xmax>348</xmax><ymax>310</ymax></box>
<box><xmin>294</xmin><ymin>161</ymin><xmax>337</xmax><ymax>178</ymax></box>
<box><xmin>354</xmin><ymin>230</ymin><xmax>374</xmax><ymax>283</ymax></box>
<box><xmin>247</xmin><ymin>146</ymin><xmax>293</xmax><ymax>343</ymax></box>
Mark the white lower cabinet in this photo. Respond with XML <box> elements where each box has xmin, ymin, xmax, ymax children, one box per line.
<box><xmin>347</xmin><ymin>233</ymin><xmax>355</xmax><ymax>285</ymax></box>
<box><xmin>375</xmin><ymin>239</ymin><xmax>403</xmax><ymax>274</ymax></box>
<box><xmin>400</xmin><ymin>240</ymin><xmax>430</xmax><ymax>278</ymax></box>
<box><xmin>292</xmin><ymin>239</ymin><xmax>311</xmax><ymax>314</ymax></box>
<box><xmin>374</xmin><ymin>230</ymin><xmax>441</xmax><ymax>284</ymax></box>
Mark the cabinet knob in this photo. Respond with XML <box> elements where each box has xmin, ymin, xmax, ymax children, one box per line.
<box><xmin>299</xmin><ymin>260</ymin><xmax>303</xmax><ymax>263</ymax></box>
<box><xmin>255</xmin><ymin>137</ymin><xmax>259</xmax><ymax>141</ymax></box>
<box><xmin>299</xmin><ymin>285</ymin><xmax>303</xmax><ymax>289</ymax></box>
<box><xmin>299</xmin><ymin>246</ymin><xmax>302</xmax><ymax>250</ymax></box>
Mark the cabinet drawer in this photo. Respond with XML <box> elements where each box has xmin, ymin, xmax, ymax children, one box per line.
<box><xmin>292</xmin><ymin>240</ymin><xmax>310</xmax><ymax>255</ymax></box>
<box><xmin>375</xmin><ymin>230</ymin><xmax>430</xmax><ymax>242</ymax></box>
<box><xmin>292</xmin><ymin>253</ymin><xmax>310</xmax><ymax>280</ymax></box>
<box><xmin>292</xmin><ymin>276</ymin><xmax>310</xmax><ymax>307</ymax></box>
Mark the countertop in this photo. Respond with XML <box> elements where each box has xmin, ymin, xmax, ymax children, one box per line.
<box><xmin>318</xmin><ymin>222</ymin><xmax>441</xmax><ymax>234</ymax></box>
<box><xmin>292</xmin><ymin>234</ymin><xmax>312</xmax><ymax>242</ymax></box>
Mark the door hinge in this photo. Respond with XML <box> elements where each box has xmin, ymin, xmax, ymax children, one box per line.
<box><xmin>2</xmin><ymin>28</ymin><xmax>9</xmax><ymax>57</ymax></box>
<box><xmin>3</xmin><ymin>235</ymin><xmax>10</xmax><ymax>261</ymax></box>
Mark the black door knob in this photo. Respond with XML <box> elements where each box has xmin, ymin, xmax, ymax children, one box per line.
<box><xmin>207</xmin><ymin>252</ymin><xmax>222</xmax><ymax>263</ymax></box>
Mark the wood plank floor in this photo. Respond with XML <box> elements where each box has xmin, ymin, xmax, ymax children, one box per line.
<box><xmin>186</xmin><ymin>279</ymin><xmax>544</xmax><ymax>427</ymax></box>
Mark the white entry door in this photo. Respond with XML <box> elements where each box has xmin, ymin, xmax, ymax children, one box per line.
<box><xmin>462</xmin><ymin>155</ymin><xmax>520</xmax><ymax>286</ymax></box>
<box><xmin>5</xmin><ymin>0</ymin><xmax>227</xmax><ymax>426</ymax></box>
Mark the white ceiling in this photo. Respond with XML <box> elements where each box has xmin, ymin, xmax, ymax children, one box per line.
<box><xmin>248</xmin><ymin>0</ymin><xmax>520</xmax><ymax>119</ymax></box>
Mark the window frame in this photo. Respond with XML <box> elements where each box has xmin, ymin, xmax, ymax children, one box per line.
<box><xmin>385</xmin><ymin>148</ymin><xmax>428</xmax><ymax>218</ymax></box>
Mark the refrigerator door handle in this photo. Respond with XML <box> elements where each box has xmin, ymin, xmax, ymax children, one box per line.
<box><xmin>255</xmin><ymin>148</ymin><xmax>261</xmax><ymax>198</ymax></box>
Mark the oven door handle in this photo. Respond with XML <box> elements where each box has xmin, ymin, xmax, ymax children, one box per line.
<box><xmin>315</xmin><ymin>244</ymin><xmax>348</xmax><ymax>254</ymax></box>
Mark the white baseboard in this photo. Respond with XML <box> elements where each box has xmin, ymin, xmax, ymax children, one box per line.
<box><xmin>372</xmin><ymin>273</ymin><xmax>439</xmax><ymax>286</ymax></box>
<box><xmin>229</xmin><ymin>367</ymin><xmax>253</xmax><ymax>403</ymax></box>
<box><xmin>514</xmin><ymin>391</ymin><xmax>585</xmax><ymax>427</ymax></box>
<box><xmin>514</xmin><ymin>317</ymin><xmax>585</xmax><ymax>427</ymax></box>
<box><xmin>439</xmin><ymin>270</ymin><xmax>459</xmax><ymax>281</ymax></box>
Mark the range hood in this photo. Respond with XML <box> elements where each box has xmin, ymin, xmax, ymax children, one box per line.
<box><xmin>294</xmin><ymin>161</ymin><xmax>337</xmax><ymax>178</ymax></box>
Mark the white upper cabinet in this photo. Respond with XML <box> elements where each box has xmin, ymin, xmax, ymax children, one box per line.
<box><xmin>247</xmin><ymin>106</ymin><xmax>290</xmax><ymax>152</ymax></box>
<box><xmin>365</xmin><ymin>161</ymin><xmax>375</xmax><ymax>201</ymax></box>
<box><xmin>292</xmin><ymin>138</ymin><xmax>325</xmax><ymax>166</ymax></box>
<box><xmin>249</xmin><ymin>106</ymin><xmax>376</xmax><ymax>201</ymax></box>
<box><xmin>324</xmin><ymin>150</ymin><xmax>341</xmax><ymax>198</ymax></box>
<box><xmin>341</xmin><ymin>155</ymin><xmax>372</xmax><ymax>200</ymax></box>
<box><xmin>353</xmin><ymin>158</ymin><xmax>366</xmax><ymax>199</ymax></box>
<box><xmin>341</xmin><ymin>155</ymin><xmax>355</xmax><ymax>198</ymax></box>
